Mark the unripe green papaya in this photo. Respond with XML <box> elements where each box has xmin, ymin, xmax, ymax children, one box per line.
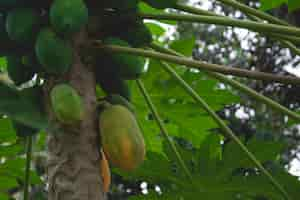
<box><xmin>50</xmin><ymin>0</ymin><xmax>88</xmax><ymax>35</ymax></box>
<box><xmin>103</xmin><ymin>37</ymin><xmax>145</xmax><ymax>80</ymax></box>
<box><xmin>50</xmin><ymin>84</ymin><xmax>84</xmax><ymax>124</ymax></box>
<box><xmin>0</xmin><ymin>13</ymin><xmax>31</xmax><ymax>56</ymax></box>
<box><xmin>107</xmin><ymin>94</ymin><xmax>135</xmax><ymax>113</ymax></box>
<box><xmin>6</xmin><ymin>8</ymin><xmax>40</xmax><ymax>44</ymax></box>
<box><xmin>7</xmin><ymin>55</ymin><xmax>35</xmax><ymax>85</ymax></box>
<box><xmin>99</xmin><ymin>105</ymin><xmax>145</xmax><ymax>171</ymax></box>
<box><xmin>96</xmin><ymin>69</ymin><xmax>131</xmax><ymax>101</ymax></box>
<box><xmin>119</xmin><ymin>22</ymin><xmax>152</xmax><ymax>47</ymax></box>
<box><xmin>35</xmin><ymin>28</ymin><xmax>73</xmax><ymax>74</ymax></box>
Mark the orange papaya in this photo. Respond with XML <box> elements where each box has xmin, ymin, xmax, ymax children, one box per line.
<box><xmin>99</xmin><ymin>105</ymin><xmax>145</xmax><ymax>171</ymax></box>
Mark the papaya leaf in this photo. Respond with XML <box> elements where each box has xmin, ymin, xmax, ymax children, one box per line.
<box><xmin>138</xmin><ymin>2</ymin><xmax>177</xmax><ymax>25</ymax></box>
<box><xmin>169</xmin><ymin>37</ymin><xmax>196</xmax><ymax>57</ymax></box>
<box><xmin>0</xmin><ymin>118</ymin><xmax>16</xmax><ymax>142</ymax></box>
<box><xmin>288</xmin><ymin>0</ymin><xmax>300</xmax><ymax>11</ymax></box>
<box><xmin>0</xmin><ymin>193</ymin><xmax>10</xmax><ymax>200</ymax></box>
<box><xmin>0</xmin><ymin>84</ymin><xmax>49</xmax><ymax>131</ymax></box>
<box><xmin>260</xmin><ymin>0</ymin><xmax>287</xmax><ymax>11</ymax></box>
<box><xmin>145</xmin><ymin>22</ymin><xmax>166</xmax><ymax>38</ymax></box>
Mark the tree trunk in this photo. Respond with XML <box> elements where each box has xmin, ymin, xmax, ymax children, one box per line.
<box><xmin>44</xmin><ymin>29</ymin><xmax>106</xmax><ymax>200</ymax></box>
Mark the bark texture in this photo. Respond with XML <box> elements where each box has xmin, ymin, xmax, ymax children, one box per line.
<box><xmin>45</xmin><ymin>30</ymin><xmax>106</xmax><ymax>200</ymax></box>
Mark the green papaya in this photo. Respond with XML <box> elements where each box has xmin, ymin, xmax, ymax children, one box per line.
<box><xmin>142</xmin><ymin>0</ymin><xmax>178</xmax><ymax>9</ymax></box>
<box><xmin>103</xmin><ymin>37</ymin><xmax>145</xmax><ymax>80</ymax></box>
<box><xmin>6</xmin><ymin>8</ymin><xmax>40</xmax><ymax>44</ymax></box>
<box><xmin>50</xmin><ymin>84</ymin><xmax>84</xmax><ymax>124</ymax></box>
<box><xmin>98</xmin><ymin>74</ymin><xmax>131</xmax><ymax>101</ymax></box>
<box><xmin>35</xmin><ymin>28</ymin><xmax>73</xmax><ymax>74</ymax></box>
<box><xmin>99</xmin><ymin>105</ymin><xmax>145</xmax><ymax>171</ymax></box>
<box><xmin>107</xmin><ymin>94</ymin><xmax>135</xmax><ymax>113</ymax></box>
<box><xmin>0</xmin><ymin>13</ymin><xmax>30</xmax><ymax>56</ymax></box>
<box><xmin>7</xmin><ymin>55</ymin><xmax>35</xmax><ymax>85</ymax></box>
<box><xmin>96</xmin><ymin>61</ymin><xmax>131</xmax><ymax>100</ymax></box>
<box><xmin>118</xmin><ymin>21</ymin><xmax>152</xmax><ymax>47</ymax></box>
<box><xmin>50</xmin><ymin>0</ymin><xmax>88</xmax><ymax>35</ymax></box>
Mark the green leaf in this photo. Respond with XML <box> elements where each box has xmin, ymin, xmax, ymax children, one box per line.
<box><xmin>288</xmin><ymin>0</ymin><xmax>300</xmax><ymax>11</ymax></box>
<box><xmin>0</xmin><ymin>193</ymin><xmax>10</xmax><ymax>200</ymax></box>
<box><xmin>0</xmin><ymin>176</ymin><xmax>18</xmax><ymax>190</ymax></box>
<box><xmin>220</xmin><ymin>138</ymin><xmax>286</xmax><ymax>177</ymax></box>
<box><xmin>0</xmin><ymin>57</ymin><xmax>7</xmax><ymax>71</ymax></box>
<box><xmin>169</xmin><ymin>37</ymin><xmax>196</xmax><ymax>56</ymax></box>
<box><xmin>138</xmin><ymin>2</ymin><xmax>177</xmax><ymax>25</ymax></box>
<box><xmin>0</xmin><ymin>118</ymin><xmax>16</xmax><ymax>142</ymax></box>
<box><xmin>260</xmin><ymin>0</ymin><xmax>287</xmax><ymax>11</ymax></box>
<box><xmin>0</xmin><ymin>84</ymin><xmax>49</xmax><ymax>131</ymax></box>
<box><xmin>145</xmin><ymin>22</ymin><xmax>166</xmax><ymax>38</ymax></box>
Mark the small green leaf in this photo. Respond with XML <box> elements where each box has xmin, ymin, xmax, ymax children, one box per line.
<box><xmin>0</xmin><ymin>176</ymin><xmax>18</xmax><ymax>190</ymax></box>
<box><xmin>145</xmin><ymin>22</ymin><xmax>166</xmax><ymax>38</ymax></box>
<box><xmin>169</xmin><ymin>37</ymin><xmax>196</xmax><ymax>56</ymax></box>
<box><xmin>0</xmin><ymin>84</ymin><xmax>49</xmax><ymax>131</ymax></box>
<box><xmin>260</xmin><ymin>0</ymin><xmax>287</xmax><ymax>11</ymax></box>
<box><xmin>138</xmin><ymin>2</ymin><xmax>177</xmax><ymax>25</ymax></box>
<box><xmin>288</xmin><ymin>0</ymin><xmax>300</xmax><ymax>11</ymax></box>
<box><xmin>0</xmin><ymin>118</ymin><xmax>16</xmax><ymax>142</ymax></box>
<box><xmin>0</xmin><ymin>193</ymin><xmax>10</xmax><ymax>200</ymax></box>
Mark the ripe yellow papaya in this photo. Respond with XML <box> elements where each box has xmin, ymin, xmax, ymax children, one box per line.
<box><xmin>100</xmin><ymin>149</ymin><xmax>111</xmax><ymax>193</ymax></box>
<box><xmin>99</xmin><ymin>105</ymin><xmax>145</xmax><ymax>171</ymax></box>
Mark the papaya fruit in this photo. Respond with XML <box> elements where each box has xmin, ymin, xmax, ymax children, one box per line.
<box><xmin>99</xmin><ymin>105</ymin><xmax>145</xmax><ymax>171</ymax></box>
<box><xmin>100</xmin><ymin>149</ymin><xmax>111</xmax><ymax>193</ymax></box>
<box><xmin>6</xmin><ymin>8</ymin><xmax>40</xmax><ymax>44</ymax></box>
<box><xmin>107</xmin><ymin>94</ymin><xmax>135</xmax><ymax>114</ymax></box>
<box><xmin>103</xmin><ymin>37</ymin><xmax>145</xmax><ymax>80</ymax></box>
<box><xmin>50</xmin><ymin>84</ymin><xmax>84</xmax><ymax>124</ymax></box>
<box><xmin>96</xmin><ymin>58</ymin><xmax>131</xmax><ymax>100</ymax></box>
<box><xmin>97</xmin><ymin>72</ymin><xmax>131</xmax><ymax>101</ymax></box>
<box><xmin>35</xmin><ymin>28</ymin><xmax>73</xmax><ymax>74</ymax></box>
<box><xmin>0</xmin><ymin>13</ymin><xmax>31</xmax><ymax>56</ymax></box>
<box><xmin>142</xmin><ymin>0</ymin><xmax>178</xmax><ymax>9</ymax></box>
<box><xmin>7</xmin><ymin>55</ymin><xmax>35</xmax><ymax>86</ymax></box>
<box><xmin>118</xmin><ymin>22</ymin><xmax>152</xmax><ymax>47</ymax></box>
<box><xmin>50</xmin><ymin>0</ymin><xmax>88</xmax><ymax>35</ymax></box>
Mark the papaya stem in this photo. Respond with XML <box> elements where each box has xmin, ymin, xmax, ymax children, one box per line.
<box><xmin>215</xmin><ymin>0</ymin><xmax>289</xmax><ymax>26</ymax></box>
<box><xmin>139</xmin><ymin>12</ymin><xmax>300</xmax><ymax>37</ymax></box>
<box><xmin>157</xmin><ymin>61</ymin><xmax>291</xmax><ymax>200</ymax></box>
<box><xmin>97</xmin><ymin>43</ymin><xmax>300</xmax><ymax>85</ymax></box>
<box><xmin>173</xmin><ymin>4</ymin><xmax>300</xmax><ymax>55</ymax></box>
<box><xmin>136</xmin><ymin>79</ymin><xmax>193</xmax><ymax>181</ymax></box>
<box><xmin>150</xmin><ymin>43</ymin><xmax>300</xmax><ymax>121</ymax></box>
<box><xmin>24</xmin><ymin>136</ymin><xmax>33</xmax><ymax>200</ymax></box>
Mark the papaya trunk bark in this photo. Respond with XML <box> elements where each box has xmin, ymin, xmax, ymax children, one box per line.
<box><xmin>44</xmin><ymin>29</ymin><xmax>106</xmax><ymax>200</ymax></box>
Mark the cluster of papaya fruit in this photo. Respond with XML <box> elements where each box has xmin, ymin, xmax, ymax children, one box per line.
<box><xmin>0</xmin><ymin>0</ymin><xmax>174</xmax><ymax>192</ymax></box>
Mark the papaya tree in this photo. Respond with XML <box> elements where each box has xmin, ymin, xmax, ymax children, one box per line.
<box><xmin>0</xmin><ymin>0</ymin><xmax>300</xmax><ymax>200</ymax></box>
